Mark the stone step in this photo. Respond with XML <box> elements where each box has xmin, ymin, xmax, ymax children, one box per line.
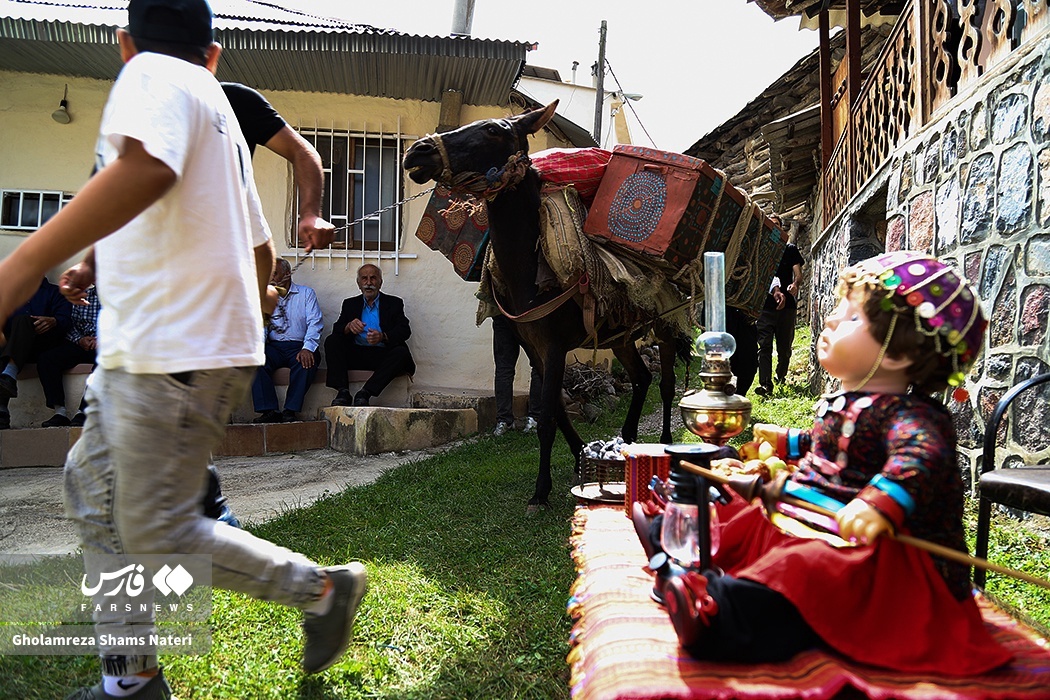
<box><xmin>411</xmin><ymin>387</ymin><xmax>528</xmax><ymax>432</ymax></box>
<box><xmin>213</xmin><ymin>420</ymin><xmax>330</xmax><ymax>457</ymax></box>
<box><xmin>322</xmin><ymin>405</ymin><xmax>477</xmax><ymax>456</ymax></box>
<box><xmin>0</xmin><ymin>426</ymin><xmax>83</xmax><ymax>469</ymax></box>
<box><xmin>0</xmin><ymin>387</ymin><xmax>534</xmax><ymax>467</ymax></box>
<box><xmin>0</xmin><ymin>421</ymin><xmax>332</xmax><ymax>469</ymax></box>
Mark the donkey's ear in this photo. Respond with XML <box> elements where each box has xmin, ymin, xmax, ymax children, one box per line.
<box><xmin>518</xmin><ymin>100</ymin><xmax>559</xmax><ymax>135</ymax></box>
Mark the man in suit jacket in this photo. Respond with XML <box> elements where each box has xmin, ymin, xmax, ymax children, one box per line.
<box><xmin>325</xmin><ymin>263</ymin><xmax>415</xmax><ymax>406</ymax></box>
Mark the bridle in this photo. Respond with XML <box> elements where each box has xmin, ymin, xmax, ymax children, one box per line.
<box><xmin>427</xmin><ymin>132</ymin><xmax>532</xmax><ymax>201</ymax></box>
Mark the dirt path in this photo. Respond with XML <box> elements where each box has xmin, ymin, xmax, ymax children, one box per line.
<box><xmin>0</xmin><ymin>446</ymin><xmax>450</xmax><ymax>557</ymax></box>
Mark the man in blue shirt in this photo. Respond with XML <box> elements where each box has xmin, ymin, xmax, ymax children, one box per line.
<box><xmin>325</xmin><ymin>264</ymin><xmax>415</xmax><ymax>406</ymax></box>
<box><xmin>36</xmin><ymin>285</ymin><xmax>100</xmax><ymax>426</ymax></box>
<box><xmin>0</xmin><ymin>276</ymin><xmax>72</xmax><ymax>429</ymax></box>
<box><xmin>252</xmin><ymin>258</ymin><xmax>324</xmax><ymax>422</ymax></box>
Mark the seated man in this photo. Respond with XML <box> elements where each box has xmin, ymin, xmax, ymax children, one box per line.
<box><xmin>325</xmin><ymin>263</ymin><xmax>415</xmax><ymax>407</ymax></box>
<box><xmin>0</xmin><ymin>277</ymin><xmax>72</xmax><ymax>430</ymax></box>
<box><xmin>252</xmin><ymin>258</ymin><xmax>324</xmax><ymax>422</ymax></box>
<box><xmin>37</xmin><ymin>284</ymin><xmax>100</xmax><ymax>427</ymax></box>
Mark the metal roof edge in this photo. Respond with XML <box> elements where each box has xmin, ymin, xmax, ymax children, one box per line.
<box><xmin>0</xmin><ymin>15</ymin><xmax>533</xmax><ymax>59</ymax></box>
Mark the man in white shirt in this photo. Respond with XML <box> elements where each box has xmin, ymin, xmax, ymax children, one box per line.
<box><xmin>0</xmin><ymin>2</ymin><xmax>365</xmax><ymax>697</ymax></box>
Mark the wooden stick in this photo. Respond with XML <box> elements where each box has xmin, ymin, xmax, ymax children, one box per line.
<box><xmin>680</xmin><ymin>460</ymin><xmax>1050</xmax><ymax>591</ymax></box>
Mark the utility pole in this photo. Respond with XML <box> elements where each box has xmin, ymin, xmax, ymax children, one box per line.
<box><xmin>592</xmin><ymin>20</ymin><xmax>607</xmax><ymax>144</ymax></box>
<box><xmin>450</xmin><ymin>0</ymin><xmax>475</xmax><ymax>36</ymax></box>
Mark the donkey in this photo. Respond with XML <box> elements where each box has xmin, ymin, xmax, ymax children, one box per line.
<box><xmin>405</xmin><ymin>102</ymin><xmax>689</xmax><ymax>509</ymax></box>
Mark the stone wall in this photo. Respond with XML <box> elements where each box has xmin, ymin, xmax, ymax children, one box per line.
<box><xmin>809</xmin><ymin>31</ymin><xmax>1050</xmax><ymax>488</ymax></box>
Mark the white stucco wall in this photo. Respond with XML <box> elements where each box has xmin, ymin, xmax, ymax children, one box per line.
<box><xmin>0</xmin><ymin>70</ymin><xmax>567</xmax><ymax>400</ymax></box>
<box><xmin>517</xmin><ymin>76</ymin><xmax>633</xmax><ymax>147</ymax></box>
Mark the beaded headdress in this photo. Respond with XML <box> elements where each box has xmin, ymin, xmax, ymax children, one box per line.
<box><xmin>843</xmin><ymin>251</ymin><xmax>987</xmax><ymax>394</ymax></box>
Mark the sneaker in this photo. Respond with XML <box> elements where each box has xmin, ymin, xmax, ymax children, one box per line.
<box><xmin>0</xmin><ymin>373</ymin><xmax>16</xmax><ymax>400</ymax></box>
<box><xmin>522</xmin><ymin>416</ymin><xmax>538</xmax><ymax>433</ymax></box>
<box><xmin>331</xmin><ymin>389</ymin><xmax>352</xmax><ymax>407</ymax></box>
<box><xmin>216</xmin><ymin>504</ymin><xmax>242</xmax><ymax>529</ymax></box>
<box><xmin>252</xmin><ymin>409</ymin><xmax>283</xmax><ymax>424</ymax></box>
<box><xmin>281</xmin><ymin>409</ymin><xmax>299</xmax><ymax>422</ymax></box>
<box><xmin>70</xmin><ymin>412</ymin><xmax>87</xmax><ymax>427</ymax></box>
<box><xmin>42</xmin><ymin>413</ymin><xmax>72</xmax><ymax>428</ymax></box>
<box><xmin>302</xmin><ymin>562</ymin><xmax>368</xmax><ymax>674</ymax></box>
<box><xmin>65</xmin><ymin>669</ymin><xmax>173</xmax><ymax>699</ymax></box>
<box><xmin>352</xmin><ymin>390</ymin><xmax>370</xmax><ymax>407</ymax></box>
<box><xmin>493</xmin><ymin>421</ymin><xmax>510</xmax><ymax>436</ymax></box>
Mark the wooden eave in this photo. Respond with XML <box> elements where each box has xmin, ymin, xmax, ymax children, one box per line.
<box><xmin>748</xmin><ymin>0</ymin><xmax>905</xmax><ymax>22</ymax></box>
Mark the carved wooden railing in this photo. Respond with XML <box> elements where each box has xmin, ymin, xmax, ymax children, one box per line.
<box><xmin>821</xmin><ymin>0</ymin><xmax>1050</xmax><ymax>224</ymax></box>
<box><xmin>852</xmin><ymin>3</ymin><xmax>918</xmax><ymax>197</ymax></box>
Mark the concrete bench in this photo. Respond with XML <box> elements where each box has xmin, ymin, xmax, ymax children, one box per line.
<box><xmin>229</xmin><ymin>367</ymin><xmax>413</xmax><ymax>423</ymax></box>
<box><xmin>6</xmin><ymin>363</ymin><xmax>95</xmax><ymax>429</ymax></box>
<box><xmin>7</xmin><ymin>363</ymin><xmax>411</xmax><ymax>426</ymax></box>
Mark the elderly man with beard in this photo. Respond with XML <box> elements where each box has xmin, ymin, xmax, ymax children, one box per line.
<box><xmin>324</xmin><ymin>264</ymin><xmax>415</xmax><ymax>407</ymax></box>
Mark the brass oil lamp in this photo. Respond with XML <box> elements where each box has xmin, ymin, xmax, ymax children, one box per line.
<box><xmin>679</xmin><ymin>252</ymin><xmax>752</xmax><ymax>446</ymax></box>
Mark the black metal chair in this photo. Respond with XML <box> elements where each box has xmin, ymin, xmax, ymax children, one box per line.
<box><xmin>974</xmin><ymin>372</ymin><xmax>1050</xmax><ymax>587</ymax></box>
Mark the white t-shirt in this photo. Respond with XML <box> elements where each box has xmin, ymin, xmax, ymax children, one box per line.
<box><xmin>93</xmin><ymin>52</ymin><xmax>271</xmax><ymax>374</ymax></box>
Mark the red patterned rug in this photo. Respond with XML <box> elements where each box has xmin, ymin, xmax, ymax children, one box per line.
<box><xmin>568</xmin><ymin>506</ymin><xmax>1050</xmax><ymax>700</ymax></box>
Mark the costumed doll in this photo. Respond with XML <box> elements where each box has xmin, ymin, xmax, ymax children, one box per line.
<box><xmin>654</xmin><ymin>251</ymin><xmax>1011</xmax><ymax>675</ymax></box>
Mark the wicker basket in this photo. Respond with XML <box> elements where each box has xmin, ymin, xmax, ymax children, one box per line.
<box><xmin>571</xmin><ymin>456</ymin><xmax>627</xmax><ymax>504</ymax></box>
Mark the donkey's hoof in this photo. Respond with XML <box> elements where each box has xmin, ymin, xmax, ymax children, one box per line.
<box><xmin>526</xmin><ymin>499</ymin><xmax>550</xmax><ymax>514</ymax></box>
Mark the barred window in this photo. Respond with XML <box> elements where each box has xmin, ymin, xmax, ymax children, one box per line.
<box><xmin>294</xmin><ymin>129</ymin><xmax>404</xmax><ymax>253</ymax></box>
<box><xmin>1</xmin><ymin>190</ymin><xmax>73</xmax><ymax>231</ymax></box>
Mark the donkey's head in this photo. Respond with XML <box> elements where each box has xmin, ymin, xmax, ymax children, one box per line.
<box><xmin>404</xmin><ymin>101</ymin><xmax>558</xmax><ymax>191</ymax></box>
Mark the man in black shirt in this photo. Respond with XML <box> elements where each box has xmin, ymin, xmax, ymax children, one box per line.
<box><xmin>221</xmin><ymin>82</ymin><xmax>335</xmax><ymax>251</ymax></box>
<box><xmin>202</xmin><ymin>84</ymin><xmax>335</xmax><ymax>526</ymax></box>
<box><xmin>755</xmin><ymin>231</ymin><xmax>806</xmax><ymax>396</ymax></box>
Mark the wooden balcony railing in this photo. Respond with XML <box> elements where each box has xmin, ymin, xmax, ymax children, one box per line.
<box><xmin>822</xmin><ymin>0</ymin><xmax>1050</xmax><ymax>224</ymax></box>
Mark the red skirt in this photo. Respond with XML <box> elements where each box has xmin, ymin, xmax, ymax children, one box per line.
<box><xmin>711</xmin><ymin>498</ymin><xmax>1013</xmax><ymax>675</ymax></box>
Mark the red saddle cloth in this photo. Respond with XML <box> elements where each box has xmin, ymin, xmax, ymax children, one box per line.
<box><xmin>532</xmin><ymin>147</ymin><xmax>612</xmax><ymax>208</ymax></box>
<box><xmin>568</xmin><ymin>506</ymin><xmax>1050</xmax><ymax>700</ymax></box>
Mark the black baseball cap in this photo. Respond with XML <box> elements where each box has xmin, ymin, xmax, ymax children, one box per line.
<box><xmin>128</xmin><ymin>0</ymin><xmax>214</xmax><ymax>47</ymax></box>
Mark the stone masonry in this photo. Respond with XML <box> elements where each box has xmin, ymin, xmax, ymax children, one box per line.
<box><xmin>809</xmin><ymin>33</ymin><xmax>1050</xmax><ymax>488</ymax></box>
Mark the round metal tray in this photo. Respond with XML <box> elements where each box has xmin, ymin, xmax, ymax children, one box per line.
<box><xmin>571</xmin><ymin>481</ymin><xmax>627</xmax><ymax>504</ymax></box>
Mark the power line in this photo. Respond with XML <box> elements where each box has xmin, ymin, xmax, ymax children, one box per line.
<box><xmin>604</xmin><ymin>59</ymin><xmax>659</xmax><ymax>149</ymax></box>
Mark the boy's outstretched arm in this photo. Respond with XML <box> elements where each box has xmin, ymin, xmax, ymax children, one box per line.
<box><xmin>255</xmin><ymin>238</ymin><xmax>278</xmax><ymax>316</ymax></box>
<box><xmin>0</xmin><ymin>138</ymin><xmax>175</xmax><ymax>342</ymax></box>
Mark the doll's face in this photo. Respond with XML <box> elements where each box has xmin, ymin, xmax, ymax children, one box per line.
<box><xmin>817</xmin><ymin>291</ymin><xmax>886</xmax><ymax>390</ymax></box>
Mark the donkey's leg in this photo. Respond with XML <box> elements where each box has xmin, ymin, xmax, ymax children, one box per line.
<box><xmin>656</xmin><ymin>333</ymin><xmax>679</xmax><ymax>444</ymax></box>
<box><xmin>613</xmin><ymin>342</ymin><xmax>652</xmax><ymax>444</ymax></box>
<box><xmin>527</xmin><ymin>342</ymin><xmax>568</xmax><ymax>509</ymax></box>
<box><xmin>555</xmin><ymin>399</ymin><xmax>584</xmax><ymax>474</ymax></box>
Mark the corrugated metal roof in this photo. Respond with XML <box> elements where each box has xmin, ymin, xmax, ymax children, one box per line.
<box><xmin>0</xmin><ymin>0</ymin><xmax>532</xmax><ymax>105</ymax></box>
<box><xmin>1</xmin><ymin>0</ymin><xmax>387</xmax><ymax>33</ymax></box>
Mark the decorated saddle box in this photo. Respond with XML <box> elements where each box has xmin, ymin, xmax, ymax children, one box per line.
<box><xmin>585</xmin><ymin>144</ymin><xmax>787</xmax><ymax>318</ymax></box>
<box><xmin>725</xmin><ymin>209</ymin><xmax>788</xmax><ymax>319</ymax></box>
<box><xmin>414</xmin><ymin>184</ymin><xmax>489</xmax><ymax>281</ymax></box>
<box><xmin>704</xmin><ymin>182</ymin><xmax>788</xmax><ymax>318</ymax></box>
<box><xmin>583</xmin><ymin>145</ymin><xmax>727</xmax><ymax>270</ymax></box>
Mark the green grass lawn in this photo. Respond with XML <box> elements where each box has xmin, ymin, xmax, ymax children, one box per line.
<box><xmin>2</xmin><ymin>324</ymin><xmax>1047</xmax><ymax>698</ymax></box>
<box><xmin>1</xmin><ymin>430</ymin><xmax>583</xmax><ymax>699</ymax></box>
